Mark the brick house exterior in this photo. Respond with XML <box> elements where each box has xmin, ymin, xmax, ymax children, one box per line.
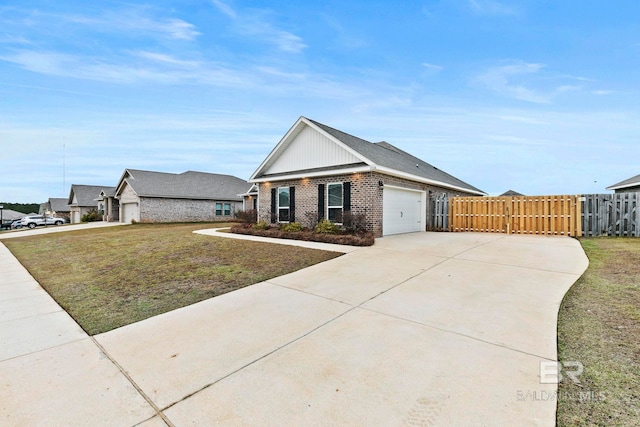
<box><xmin>68</xmin><ymin>184</ymin><xmax>112</xmax><ymax>224</ymax></box>
<box><xmin>114</xmin><ymin>169</ymin><xmax>247</xmax><ymax>223</ymax></box>
<box><xmin>250</xmin><ymin>117</ymin><xmax>485</xmax><ymax>237</ymax></box>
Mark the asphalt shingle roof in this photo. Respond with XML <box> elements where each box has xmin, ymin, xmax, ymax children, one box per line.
<box><xmin>607</xmin><ymin>173</ymin><xmax>640</xmax><ymax>190</ymax></box>
<box><xmin>306</xmin><ymin>118</ymin><xmax>484</xmax><ymax>194</ymax></box>
<box><xmin>49</xmin><ymin>198</ymin><xmax>70</xmax><ymax>212</ymax></box>
<box><xmin>69</xmin><ymin>185</ymin><xmax>113</xmax><ymax>207</ymax></box>
<box><xmin>121</xmin><ymin>170</ymin><xmax>247</xmax><ymax>200</ymax></box>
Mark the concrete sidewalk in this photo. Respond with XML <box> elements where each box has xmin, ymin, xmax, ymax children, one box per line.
<box><xmin>0</xmin><ymin>231</ymin><xmax>588</xmax><ymax>426</ymax></box>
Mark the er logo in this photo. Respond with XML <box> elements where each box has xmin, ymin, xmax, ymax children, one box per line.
<box><xmin>540</xmin><ymin>361</ymin><xmax>583</xmax><ymax>384</ymax></box>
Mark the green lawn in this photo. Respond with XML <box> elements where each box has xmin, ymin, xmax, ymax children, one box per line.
<box><xmin>557</xmin><ymin>237</ymin><xmax>640</xmax><ymax>426</ymax></box>
<box><xmin>4</xmin><ymin>223</ymin><xmax>342</xmax><ymax>335</ymax></box>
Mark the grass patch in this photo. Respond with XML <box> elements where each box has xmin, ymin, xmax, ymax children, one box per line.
<box><xmin>557</xmin><ymin>237</ymin><xmax>640</xmax><ymax>426</ymax></box>
<box><xmin>4</xmin><ymin>223</ymin><xmax>342</xmax><ymax>335</ymax></box>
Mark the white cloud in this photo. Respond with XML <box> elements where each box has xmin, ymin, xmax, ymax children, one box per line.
<box><xmin>211</xmin><ymin>0</ymin><xmax>237</xmax><ymax>19</ymax></box>
<box><xmin>422</xmin><ymin>62</ymin><xmax>444</xmax><ymax>72</ymax></box>
<box><xmin>211</xmin><ymin>0</ymin><xmax>307</xmax><ymax>53</ymax></box>
<box><xmin>467</xmin><ymin>0</ymin><xmax>518</xmax><ymax>16</ymax></box>
<box><xmin>476</xmin><ymin>61</ymin><xmax>550</xmax><ymax>103</ymax></box>
<box><xmin>593</xmin><ymin>89</ymin><xmax>612</xmax><ymax>95</ymax></box>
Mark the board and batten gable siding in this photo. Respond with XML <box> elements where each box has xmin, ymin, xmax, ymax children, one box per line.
<box><xmin>262</xmin><ymin>125</ymin><xmax>363</xmax><ymax>176</ymax></box>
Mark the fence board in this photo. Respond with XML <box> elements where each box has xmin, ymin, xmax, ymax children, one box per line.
<box><xmin>582</xmin><ymin>193</ymin><xmax>639</xmax><ymax>237</ymax></box>
<box><xmin>450</xmin><ymin>195</ymin><xmax>581</xmax><ymax>236</ymax></box>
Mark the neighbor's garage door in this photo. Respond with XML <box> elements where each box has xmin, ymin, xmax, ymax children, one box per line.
<box><xmin>121</xmin><ymin>203</ymin><xmax>139</xmax><ymax>224</ymax></box>
<box><xmin>383</xmin><ymin>186</ymin><xmax>425</xmax><ymax>236</ymax></box>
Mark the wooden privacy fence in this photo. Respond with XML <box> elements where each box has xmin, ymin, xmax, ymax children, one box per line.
<box><xmin>428</xmin><ymin>193</ymin><xmax>449</xmax><ymax>231</ymax></box>
<box><xmin>582</xmin><ymin>192</ymin><xmax>639</xmax><ymax>237</ymax></box>
<box><xmin>449</xmin><ymin>195</ymin><xmax>582</xmax><ymax>236</ymax></box>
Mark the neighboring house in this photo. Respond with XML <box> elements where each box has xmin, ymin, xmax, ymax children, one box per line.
<box><xmin>96</xmin><ymin>188</ymin><xmax>119</xmax><ymax>222</ymax></box>
<box><xmin>114</xmin><ymin>169</ymin><xmax>248</xmax><ymax>223</ymax></box>
<box><xmin>39</xmin><ymin>197</ymin><xmax>71</xmax><ymax>221</ymax></box>
<box><xmin>500</xmin><ymin>190</ymin><xmax>524</xmax><ymax>196</ymax></box>
<box><xmin>249</xmin><ymin>116</ymin><xmax>485</xmax><ymax>237</ymax></box>
<box><xmin>1</xmin><ymin>209</ymin><xmax>28</xmax><ymax>221</ymax></box>
<box><xmin>606</xmin><ymin>173</ymin><xmax>640</xmax><ymax>193</ymax></box>
<box><xmin>68</xmin><ymin>185</ymin><xmax>109</xmax><ymax>224</ymax></box>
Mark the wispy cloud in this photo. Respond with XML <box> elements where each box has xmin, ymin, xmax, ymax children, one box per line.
<box><xmin>467</xmin><ymin>0</ymin><xmax>519</xmax><ymax>16</ymax></box>
<box><xmin>211</xmin><ymin>0</ymin><xmax>307</xmax><ymax>53</ymax></box>
<box><xmin>475</xmin><ymin>61</ymin><xmax>550</xmax><ymax>103</ymax></box>
<box><xmin>422</xmin><ymin>62</ymin><xmax>444</xmax><ymax>72</ymax></box>
<box><xmin>0</xmin><ymin>50</ymin><xmax>250</xmax><ymax>86</ymax></box>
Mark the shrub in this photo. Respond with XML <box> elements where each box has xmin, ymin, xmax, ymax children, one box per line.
<box><xmin>282</xmin><ymin>222</ymin><xmax>303</xmax><ymax>232</ymax></box>
<box><xmin>81</xmin><ymin>209</ymin><xmax>102</xmax><ymax>223</ymax></box>
<box><xmin>302</xmin><ymin>211</ymin><xmax>319</xmax><ymax>229</ymax></box>
<box><xmin>339</xmin><ymin>211</ymin><xmax>368</xmax><ymax>233</ymax></box>
<box><xmin>315</xmin><ymin>219</ymin><xmax>339</xmax><ymax>234</ymax></box>
<box><xmin>235</xmin><ymin>209</ymin><xmax>257</xmax><ymax>223</ymax></box>
<box><xmin>254</xmin><ymin>220</ymin><xmax>270</xmax><ymax>230</ymax></box>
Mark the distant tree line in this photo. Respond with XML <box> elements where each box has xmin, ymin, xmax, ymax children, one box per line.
<box><xmin>1</xmin><ymin>202</ymin><xmax>41</xmax><ymax>214</ymax></box>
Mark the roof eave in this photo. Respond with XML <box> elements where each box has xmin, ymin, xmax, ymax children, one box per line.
<box><xmin>606</xmin><ymin>181</ymin><xmax>640</xmax><ymax>191</ymax></box>
<box><xmin>250</xmin><ymin>165</ymin><xmax>375</xmax><ymax>183</ymax></box>
<box><xmin>375</xmin><ymin>166</ymin><xmax>486</xmax><ymax>196</ymax></box>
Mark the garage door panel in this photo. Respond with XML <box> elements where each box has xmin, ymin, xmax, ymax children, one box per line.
<box><xmin>122</xmin><ymin>203</ymin><xmax>139</xmax><ymax>224</ymax></box>
<box><xmin>383</xmin><ymin>187</ymin><xmax>425</xmax><ymax>236</ymax></box>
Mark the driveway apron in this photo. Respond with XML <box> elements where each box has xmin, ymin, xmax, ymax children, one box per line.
<box><xmin>1</xmin><ymin>230</ymin><xmax>588</xmax><ymax>426</ymax></box>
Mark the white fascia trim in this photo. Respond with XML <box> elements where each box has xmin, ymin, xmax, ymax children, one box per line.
<box><xmin>606</xmin><ymin>181</ymin><xmax>640</xmax><ymax>191</ymax></box>
<box><xmin>376</xmin><ymin>166</ymin><xmax>487</xmax><ymax>196</ymax></box>
<box><xmin>250</xmin><ymin>165</ymin><xmax>375</xmax><ymax>183</ymax></box>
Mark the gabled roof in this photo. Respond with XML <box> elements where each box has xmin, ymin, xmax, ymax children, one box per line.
<box><xmin>500</xmin><ymin>190</ymin><xmax>524</xmax><ymax>196</ymax></box>
<box><xmin>606</xmin><ymin>173</ymin><xmax>640</xmax><ymax>191</ymax></box>
<box><xmin>68</xmin><ymin>185</ymin><xmax>112</xmax><ymax>207</ymax></box>
<box><xmin>239</xmin><ymin>184</ymin><xmax>258</xmax><ymax>197</ymax></box>
<box><xmin>49</xmin><ymin>197</ymin><xmax>70</xmax><ymax>212</ymax></box>
<box><xmin>115</xmin><ymin>169</ymin><xmax>248</xmax><ymax>201</ymax></box>
<box><xmin>250</xmin><ymin>116</ymin><xmax>485</xmax><ymax>195</ymax></box>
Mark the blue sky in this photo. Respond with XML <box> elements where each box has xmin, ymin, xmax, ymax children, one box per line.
<box><xmin>1</xmin><ymin>0</ymin><xmax>639</xmax><ymax>202</ymax></box>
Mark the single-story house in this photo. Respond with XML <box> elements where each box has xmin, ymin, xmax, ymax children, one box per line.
<box><xmin>249</xmin><ymin>116</ymin><xmax>485</xmax><ymax>237</ymax></box>
<box><xmin>39</xmin><ymin>197</ymin><xmax>71</xmax><ymax>221</ymax></box>
<box><xmin>96</xmin><ymin>188</ymin><xmax>119</xmax><ymax>222</ymax></box>
<box><xmin>606</xmin><ymin>173</ymin><xmax>640</xmax><ymax>193</ymax></box>
<box><xmin>114</xmin><ymin>169</ymin><xmax>249</xmax><ymax>223</ymax></box>
<box><xmin>1</xmin><ymin>208</ymin><xmax>28</xmax><ymax>221</ymax></box>
<box><xmin>68</xmin><ymin>185</ymin><xmax>111</xmax><ymax>224</ymax></box>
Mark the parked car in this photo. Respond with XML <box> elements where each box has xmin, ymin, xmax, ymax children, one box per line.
<box><xmin>11</xmin><ymin>218</ymin><xmax>24</xmax><ymax>229</ymax></box>
<box><xmin>1</xmin><ymin>220</ymin><xmax>13</xmax><ymax>230</ymax></box>
<box><xmin>20</xmin><ymin>215</ymin><xmax>65</xmax><ymax>229</ymax></box>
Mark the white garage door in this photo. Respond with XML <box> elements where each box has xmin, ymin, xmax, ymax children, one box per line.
<box><xmin>122</xmin><ymin>203</ymin><xmax>139</xmax><ymax>224</ymax></box>
<box><xmin>383</xmin><ymin>186</ymin><xmax>426</xmax><ymax>236</ymax></box>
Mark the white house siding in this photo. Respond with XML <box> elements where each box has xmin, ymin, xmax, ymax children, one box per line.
<box><xmin>264</xmin><ymin>125</ymin><xmax>362</xmax><ymax>175</ymax></box>
<box><xmin>138</xmin><ymin>198</ymin><xmax>242</xmax><ymax>222</ymax></box>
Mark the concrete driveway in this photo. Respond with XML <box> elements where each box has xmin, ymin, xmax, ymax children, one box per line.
<box><xmin>0</xmin><ymin>230</ymin><xmax>588</xmax><ymax>426</ymax></box>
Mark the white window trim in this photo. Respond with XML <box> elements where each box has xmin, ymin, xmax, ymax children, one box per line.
<box><xmin>277</xmin><ymin>187</ymin><xmax>290</xmax><ymax>223</ymax></box>
<box><xmin>327</xmin><ymin>182</ymin><xmax>343</xmax><ymax>224</ymax></box>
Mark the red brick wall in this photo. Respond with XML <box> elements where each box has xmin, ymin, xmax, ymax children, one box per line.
<box><xmin>257</xmin><ymin>172</ymin><xmax>477</xmax><ymax>237</ymax></box>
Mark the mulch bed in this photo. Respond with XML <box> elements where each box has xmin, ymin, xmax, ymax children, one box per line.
<box><xmin>230</xmin><ymin>224</ymin><xmax>375</xmax><ymax>246</ymax></box>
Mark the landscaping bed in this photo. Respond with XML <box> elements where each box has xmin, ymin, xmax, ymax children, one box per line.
<box><xmin>230</xmin><ymin>221</ymin><xmax>375</xmax><ymax>246</ymax></box>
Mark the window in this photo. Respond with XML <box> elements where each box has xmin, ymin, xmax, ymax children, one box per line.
<box><xmin>278</xmin><ymin>187</ymin><xmax>290</xmax><ymax>222</ymax></box>
<box><xmin>224</xmin><ymin>203</ymin><xmax>231</xmax><ymax>216</ymax></box>
<box><xmin>215</xmin><ymin>203</ymin><xmax>222</xmax><ymax>216</ymax></box>
<box><xmin>327</xmin><ymin>183</ymin><xmax>343</xmax><ymax>222</ymax></box>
